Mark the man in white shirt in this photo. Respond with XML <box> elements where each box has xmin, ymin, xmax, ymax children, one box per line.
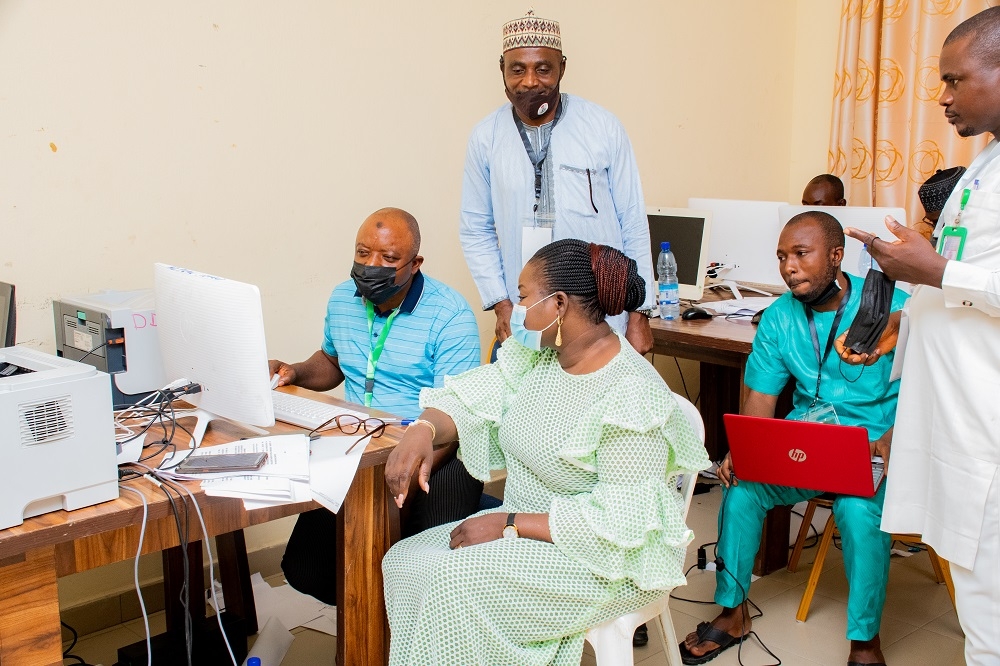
<box><xmin>842</xmin><ymin>8</ymin><xmax>1000</xmax><ymax>663</ymax></box>
<box><xmin>459</xmin><ymin>11</ymin><xmax>655</xmax><ymax>356</ymax></box>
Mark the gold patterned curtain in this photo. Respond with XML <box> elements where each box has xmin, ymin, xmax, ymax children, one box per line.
<box><xmin>829</xmin><ymin>0</ymin><xmax>994</xmax><ymax>236</ymax></box>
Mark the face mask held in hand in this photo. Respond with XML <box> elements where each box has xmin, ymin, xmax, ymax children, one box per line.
<box><xmin>509</xmin><ymin>293</ymin><xmax>558</xmax><ymax>351</ymax></box>
<box><xmin>842</xmin><ymin>269</ymin><xmax>895</xmax><ymax>356</ymax></box>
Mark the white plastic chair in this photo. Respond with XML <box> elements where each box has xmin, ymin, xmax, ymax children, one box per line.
<box><xmin>583</xmin><ymin>393</ymin><xmax>705</xmax><ymax>666</ymax></box>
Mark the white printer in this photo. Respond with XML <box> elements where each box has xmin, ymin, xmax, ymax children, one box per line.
<box><xmin>0</xmin><ymin>346</ymin><xmax>119</xmax><ymax>530</ymax></box>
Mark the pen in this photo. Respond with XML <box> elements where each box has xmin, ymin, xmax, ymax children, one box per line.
<box><xmin>269</xmin><ymin>373</ymin><xmax>280</xmax><ymax>390</ymax></box>
<box><xmin>381</xmin><ymin>418</ymin><xmax>415</xmax><ymax>425</ymax></box>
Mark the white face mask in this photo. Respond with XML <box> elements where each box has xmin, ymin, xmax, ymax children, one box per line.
<box><xmin>509</xmin><ymin>293</ymin><xmax>558</xmax><ymax>351</ymax></box>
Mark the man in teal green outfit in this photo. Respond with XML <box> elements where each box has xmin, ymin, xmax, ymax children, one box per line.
<box><xmin>680</xmin><ymin>211</ymin><xmax>907</xmax><ymax>666</ymax></box>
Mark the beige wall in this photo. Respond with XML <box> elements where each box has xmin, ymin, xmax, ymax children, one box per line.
<box><xmin>0</xmin><ymin>1</ymin><xmax>841</xmax><ymax>608</ymax></box>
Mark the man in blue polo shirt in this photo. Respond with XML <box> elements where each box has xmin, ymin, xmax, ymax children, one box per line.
<box><xmin>269</xmin><ymin>207</ymin><xmax>482</xmax><ymax>603</ymax></box>
<box><xmin>680</xmin><ymin>212</ymin><xmax>908</xmax><ymax>666</ymax></box>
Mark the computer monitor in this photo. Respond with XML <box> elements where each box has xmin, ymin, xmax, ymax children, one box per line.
<box><xmin>688</xmin><ymin>198</ymin><xmax>789</xmax><ymax>292</ymax></box>
<box><xmin>153</xmin><ymin>264</ymin><xmax>274</xmax><ymax>448</ymax></box>
<box><xmin>0</xmin><ymin>282</ymin><xmax>14</xmax><ymax>347</ymax></box>
<box><xmin>646</xmin><ymin>207</ymin><xmax>713</xmax><ymax>301</ymax></box>
<box><xmin>777</xmin><ymin>206</ymin><xmax>905</xmax><ymax>278</ymax></box>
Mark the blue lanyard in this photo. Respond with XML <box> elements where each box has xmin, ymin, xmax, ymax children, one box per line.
<box><xmin>805</xmin><ymin>279</ymin><xmax>851</xmax><ymax>405</ymax></box>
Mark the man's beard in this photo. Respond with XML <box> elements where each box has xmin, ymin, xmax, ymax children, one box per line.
<box><xmin>792</xmin><ymin>268</ymin><xmax>840</xmax><ymax>306</ymax></box>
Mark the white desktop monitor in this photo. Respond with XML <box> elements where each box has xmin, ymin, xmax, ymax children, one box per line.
<box><xmin>688</xmin><ymin>198</ymin><xmax>788</xmax><ymax>289</ymax></box>
<box><xmin>777</xmin><ymin>206</ymin><xmax>905</xmax><ymax>278</ymax></box>
<box><xmin>646</xmin><ymin>207</ymin><xmax>713</xmax><ymax>300</ymax></box>
<box><xmin>153</xmin><ymin>263</ymin><xmax>274</xmax><ymax>447</ymax></box>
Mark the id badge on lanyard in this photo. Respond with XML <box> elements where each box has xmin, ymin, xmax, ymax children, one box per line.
<box><xmin>937</xmin><ymin>186</ymin><xmax>973</xmax><ymax>261</ymax></box>
<box><xmin>513</xmin><ymin>102</ymin><xmax>563</xmax><ymax>267</ymax></box>
<box><xmin>802</xmin><ymin>280</ymin><xmax>851</xmax><ymax>425</ymax></box>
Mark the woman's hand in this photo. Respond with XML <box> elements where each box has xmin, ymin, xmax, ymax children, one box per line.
<box><xmin>449</xmin><ymin>513</ymin><xmax>508</xmax><ymax>549</ymax></box>
<box><xmin>385</xmin><ymin>426</ymin><xmax>435</xmax><ymax>508</ymax></box>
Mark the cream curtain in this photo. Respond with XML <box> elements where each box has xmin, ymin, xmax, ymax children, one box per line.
<box><xmin>829</xmin><ymin>0</ymin><xmax>994</xmax><ymax>236</ymax></box>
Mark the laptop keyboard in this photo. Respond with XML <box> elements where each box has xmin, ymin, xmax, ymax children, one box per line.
<box><xmin>872</xmin><ymin>461</ymin><xmax>886</xmax><ymax>489</ymax></box>
<box><xmin>271</xmin><ymin>390</ymin><xmax>368</xmax><ymax>430</ymax></box>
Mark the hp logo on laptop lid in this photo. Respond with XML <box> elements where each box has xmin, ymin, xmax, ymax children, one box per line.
<box><xmin>788</xmin><ymin>449</ymin><xmax>807</xmax><ymax>462</ymax></box>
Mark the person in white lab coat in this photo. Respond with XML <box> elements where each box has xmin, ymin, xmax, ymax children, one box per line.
<box><xmin>839</xmin><ymin>8</ymin><xmax>1000</xmax><ymax>664</ymax></box>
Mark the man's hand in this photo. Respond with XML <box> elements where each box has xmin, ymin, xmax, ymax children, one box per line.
<box><xmin>845</xmin><ymin>216</ymin><xmax>948</xmax><ymax>287</ymax></box>
<box><xmin>834</xmin><ymin>311</ymin><xmax>902</xmax><ymax>366</ymax></box>
<box><xmin>385</xmin><ymin>427</ymin><xmax>434</xmax><ymax>508</ymax></box>
<box><xmin>870</xmin><ymin>427</ymin><xmax>893</xmax><ymax>471</ymax></box>
<box><xmin>448</xmin><ymin>513</ymin><xmax>508</xmax><ymax>549</ymax></box>
<box><xmin>718</xmin><ymin>453</ymin><xmax>737</xmax><ymax>488</ymax></box>
<box><xmin>493</xmin><ymin>299</ymin><xmax>514</xmax><ymax>343</ymax></box>
<box><xmin>268</xmin><ymin>359</ymin><xmax>297</xmax><ymax>387</ymax></box>
<box><xmin>625</xmin><ymin>311</ymin><xmax>653</xmax><ymax>354</ymax></box>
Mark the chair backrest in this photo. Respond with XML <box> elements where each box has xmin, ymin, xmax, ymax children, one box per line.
<box><xmin>671</xmin><ymin>392</ymin><xmax>705</xmax><ymax>521</ymax></box>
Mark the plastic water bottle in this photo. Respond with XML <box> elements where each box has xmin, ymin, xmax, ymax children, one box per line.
<box><xmin>247</xmin><ymin>658</ymin><xmax>261</xmax><ymax>666</ymax></box>
<box><xmin>657</xmin><ymin>241</ymin><xmax>680</xmax><ymax>320</ymax></box>
<box><xmin>857</xmin><ymin>244</ymin><xmax>880</xmax><ymax>277</ymax></box>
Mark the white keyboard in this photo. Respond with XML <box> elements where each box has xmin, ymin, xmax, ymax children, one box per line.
<box><xmin>872</xmin><ymin>461</ymin><xmax>886</xmax><ymax>489</ymax></box>
<box><xmin>271</xmin><ymin>391</ymin><xmax>368</xmax><ymax>430</ymax></box>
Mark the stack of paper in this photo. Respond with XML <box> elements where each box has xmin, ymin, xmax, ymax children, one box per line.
<box><xmin>163</xmin><ymin>433</ymin><xmax>367</xmax><ymax>512</ymax></box>
<box><xmin>702</xmin><ymin>296</ymin><xmax>778</xmax><ymax>317</ymax></box>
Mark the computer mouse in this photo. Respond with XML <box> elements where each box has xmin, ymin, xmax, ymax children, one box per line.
<box><xmin>681</xmin><ymin>306</ymin><xmax>713</xmax><ymax>321</ymax></box>
<box><xmin>751</xmin><ymin>308</ymin><xmax>766</xmax><ymax>325</ymax></box>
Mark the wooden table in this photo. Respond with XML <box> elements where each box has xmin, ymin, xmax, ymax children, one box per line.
<box><xmin>0</xmin><ymin>387</ymin><xmax>398</xmax><ymax>666</ymax></box>
<box><xmin>648</xmin><ymin>314</ymin><xmax>792</xmax><ymax>575</ymax></box>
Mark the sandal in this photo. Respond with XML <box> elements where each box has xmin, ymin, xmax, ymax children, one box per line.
<box><xmin>678</xmin><ymin>621</ymin><xmax>746</xmax><ymax>665</ymax></box>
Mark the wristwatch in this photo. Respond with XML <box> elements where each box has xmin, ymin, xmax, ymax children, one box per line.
<box><xmin>502</xmin><ymin>513</ymin><xmax>519</xmax><ymax>539</ymax></box>
<box><xmin>637</xmin><ymin>309</ymin><xmax>654</xmax><ymax>318</ymax></box>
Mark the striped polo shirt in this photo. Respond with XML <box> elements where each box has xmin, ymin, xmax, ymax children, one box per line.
<box><xmin>321</xmin><ymin>271</ymin><xmax>481</xmax><ymax>418</ymax></box>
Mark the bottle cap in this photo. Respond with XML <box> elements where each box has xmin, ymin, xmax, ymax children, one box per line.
<box><xmin>248</xmin><ymin>658</ymin><xmax>261</xmax><ymax>666</ymax></box>
<box><xmin>661</xmin><ymin>241</ymin><xmax>670</xmax><ymax>251</ymax></box>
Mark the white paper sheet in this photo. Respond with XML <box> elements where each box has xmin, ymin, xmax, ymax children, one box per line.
<box><xmin>164</xmin><ymin>434</ymin><xmax>310</xmax><ymax>481</ymax></box>
<box><xmin>243</xmin><ymin>616</ymin><xmax>294</xmax><ymax>666</ymax></box>
<box><xmin>702</xmin><ymin>296</ymin><xmax>777</xmax><ymax>316</ymax></box>
<box><xmin>251</xmin><ymin>573</ymin><xmax>328</xmax><ymax>632</ymax></box>
<box><xmin>308</xmin><ymin>434</ymin><xmax>367</xmax><ymax>513</ymax></box>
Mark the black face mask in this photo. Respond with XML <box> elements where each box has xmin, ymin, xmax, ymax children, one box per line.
<box><xmin>351</xmin><ymin>262</ymin><xmax>408</xmax><ymax>305</ymax></box>
<box><xmin>506</xmin><ymin>85</ymin><xmax>560</xmax><ymax>121</ymax></box>
<box><xmin>843</xmin><ymin>269</ymin><xmax>896</xmax><ymax>355</ymax></box>
<box><xmin>793</xmin><ymin>278</ymin><xmax>842</xmax><ymax>307</ymax></box>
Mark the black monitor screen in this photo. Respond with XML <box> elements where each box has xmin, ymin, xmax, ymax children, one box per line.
<box><xmin>647</xmin><ymin>214</ymin><xmax>707</xmax><ymax>287</ymax></box>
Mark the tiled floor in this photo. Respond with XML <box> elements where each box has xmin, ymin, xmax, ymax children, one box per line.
<box><xmin>65</xmin><ymin>486</ymin><xmax>966</xmax><ymax>665</ymax></box>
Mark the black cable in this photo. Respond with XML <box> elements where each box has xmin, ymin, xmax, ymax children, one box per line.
<box><xmin>154</xmin><ymin>477</ymin><xmax>194</xmax><ymax>666</ymax></box>
<box><xmin>790</xmin><ymin>508</ymin><xmax>820</xmax><ymax>550</ymax></box>
<box><xmin>673</xmin><ymin>356</ymin><xmax>693</xmax><ymax>403</ymax></box>
<box><xmin>62</xmin><ymin>617</ymin><xmax>96</xmax><ymax>665</ymax></box>
<box><xmin>717</xmin><ymin>487</ymin><xmax>781</xmax><ymax>666</ymax></box>
<box><xmin>75</xmin><ymin>342</ymin><xmax>109</xmax><ymax>365</ymax></box>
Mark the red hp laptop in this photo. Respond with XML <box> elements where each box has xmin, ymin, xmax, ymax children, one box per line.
<box><xmin>723</xmin><ymin>414</ymin><xmax>885</xmax><ymax>497</ymax></box>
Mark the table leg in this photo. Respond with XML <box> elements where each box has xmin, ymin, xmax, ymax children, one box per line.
<box><xmin>0</xmin><ymin>547</ymin><xmax>63</xmax><ymax>665</ymax></box>
<box><xmin>337</xmin><ymin>464</ymin><xmax>394</xmax><ymax>666</ymax></box>
<box><xmin>163</xmin><ymin>542</ymin><xmax>206</xmax><ymax>636</ymax></box>
<box><xmin>216</xmin><ymin>530</ymin><xmax>258</xmax><ymax>635</ymax></box>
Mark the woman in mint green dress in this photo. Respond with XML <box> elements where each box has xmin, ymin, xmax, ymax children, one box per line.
<box><xmin>383</xmin><ymin>239</ymin><xmax>710</xmax><ymax>665</ymax></box>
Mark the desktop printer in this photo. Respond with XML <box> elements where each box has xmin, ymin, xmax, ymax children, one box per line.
<box><xmin>53</xmin><ymin>290</ymin><xmax>166</xmax><ymax>409</ymax></box>
<box><xmin>0</xmin><ymin>346</ymin><xmax>119</xmax><ymax>530</ymax></box>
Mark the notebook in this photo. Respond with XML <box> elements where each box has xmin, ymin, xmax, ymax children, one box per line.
<box><xmin>723</xmin><ymin>414</ymin><xmax>885</xmax><ymax>497</ymax></box>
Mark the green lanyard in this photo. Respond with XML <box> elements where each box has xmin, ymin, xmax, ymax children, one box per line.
<box><xmin>364</xmin><ymin>300</ymin><xmax>401</xmax><ymax>408</ymax></box>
